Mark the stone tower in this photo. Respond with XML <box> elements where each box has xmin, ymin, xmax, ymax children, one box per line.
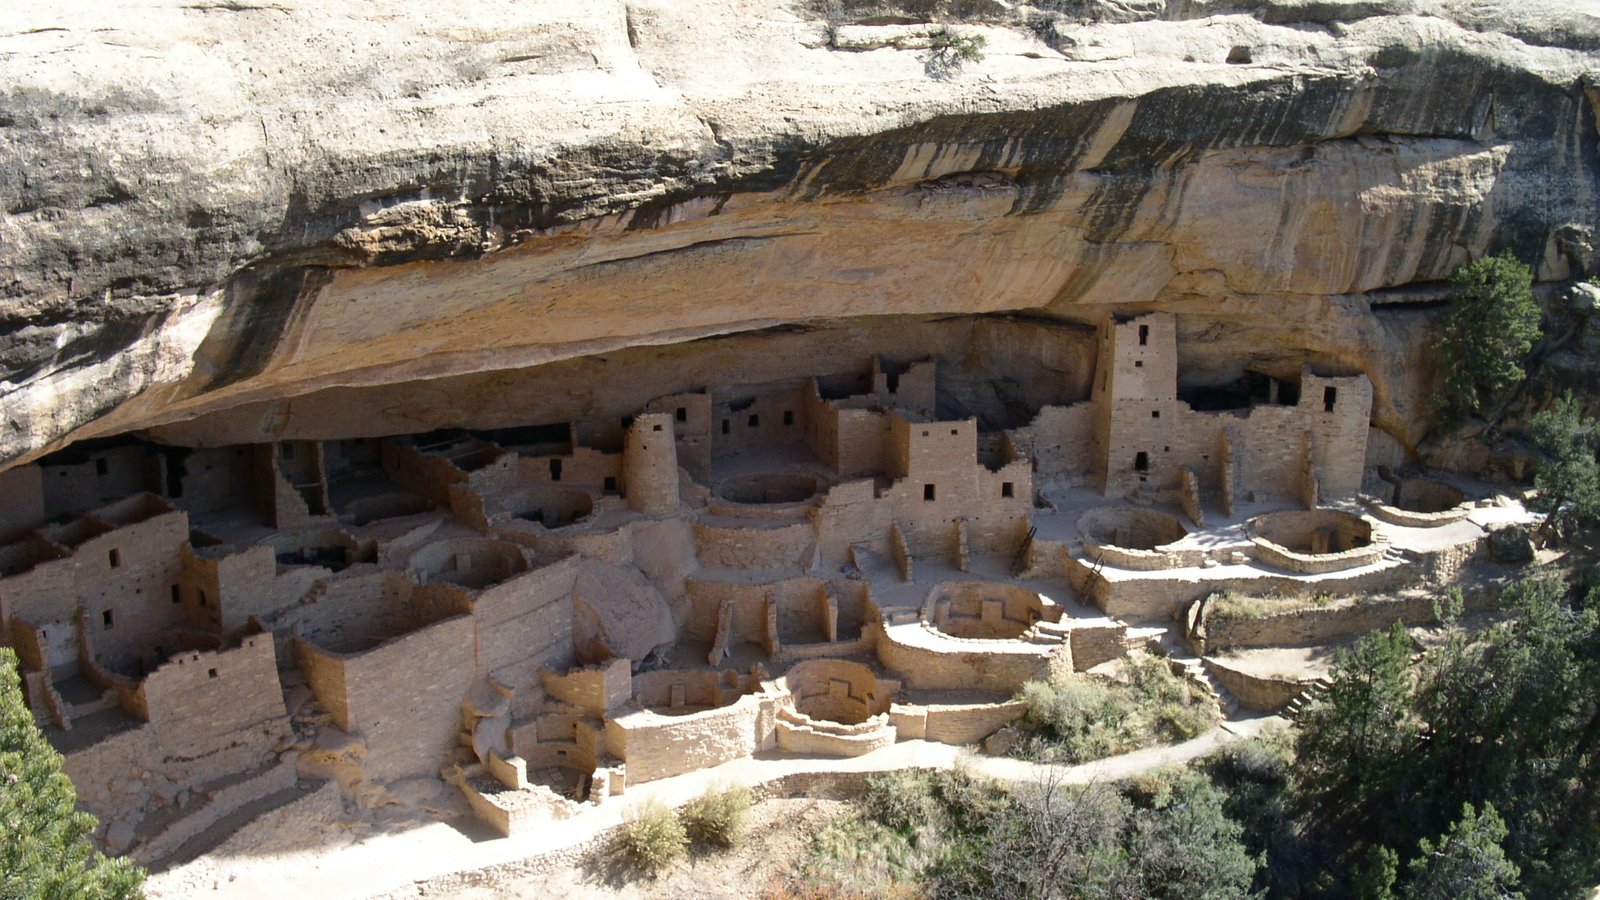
<box><xmin>624</xmin><ymin>413</ymin><xmax>680</xmax><ymax>515</ymax></box>
<box><xmin>1093</xmin><ymin>312</ymin><xmax>1179</xmax><ymax>497</ymax></box>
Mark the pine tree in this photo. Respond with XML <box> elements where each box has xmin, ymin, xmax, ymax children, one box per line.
<box><xmin>0</xmin><ymin>647</ymin><xmax>145</xmax><ymax>899</ymax></box>
<box><xmin>1433</xmin><ymin>252</ymin><xmax>1542</xmax><ymax>421</ymax></box>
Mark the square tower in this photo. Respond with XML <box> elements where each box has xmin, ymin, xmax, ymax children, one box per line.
<box><xmin>1093</xmin><ymin>312</ymin><xmax>1180</xmax><ymax>496</ymax></box>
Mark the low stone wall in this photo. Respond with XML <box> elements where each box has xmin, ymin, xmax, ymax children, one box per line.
<box><xmin>876</xmin><ymin>625</ymin><xmax>1056</xmax><ymax>692</ymax></box>
<box><xmin>692</xmin><ymin>519</ymin><xmax>815</xmax><ymax>569</ymax></box>
<box><xmin>918</xmin><ymin>700</ymin><xmax>1025</xmax><ymax>745</ymax></box>
<box><xmin>605</xmin><ymin>694</ymin><xmax>770</xmax><ymax>784</ymax></box>
<box><xmin>132</xmin><ymin>759</ymin><xmax>298</xmax><ymax>864</ymax></box>
<box><xmin>1190</xmin><ymin>582</ymin><xmax>1503</xmax><ymax>653</ymax></box>
<box><xmin>1201</xmin><ymin>659</ymin><xmax>1307</xmax><ymax>713</ymax></box>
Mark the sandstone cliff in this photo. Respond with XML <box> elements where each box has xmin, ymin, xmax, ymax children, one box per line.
<box><xmin>1</xmin><ymin>0</ymin><xmax>1597</xmax><ymax>468</ymax></box>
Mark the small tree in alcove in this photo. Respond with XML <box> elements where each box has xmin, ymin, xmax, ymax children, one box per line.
<box><xmin>1432</xmin><ymin>252</ymin><xmax>1542</xmax><ymax>422</ymax></box>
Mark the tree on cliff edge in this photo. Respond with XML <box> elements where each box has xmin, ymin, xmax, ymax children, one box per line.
<box><xmin>0</xmin><ymin>647</ymin><xmax>144</xmax><ymax>900</ymax></box>
<box><xmin>1433</xmin><ymin>252</ymin><xmax>1542</xmax><ymax>421</ymax></box>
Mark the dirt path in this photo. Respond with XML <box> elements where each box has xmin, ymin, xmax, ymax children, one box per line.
<box><xmin>147</xmin><ymin>716</ymin><xmax>1281</xmax><ymax>900</ymax></box>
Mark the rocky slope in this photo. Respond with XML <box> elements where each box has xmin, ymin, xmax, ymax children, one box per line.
<box><xmin>1</xmin><ymin>0</ymin><xmax>1597</xmax><ymax>468</ymax></box>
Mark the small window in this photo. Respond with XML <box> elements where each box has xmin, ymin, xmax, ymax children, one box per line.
<box><xmin>281</xmin><ymin>443</ymin><xmax>294</xmax><ymax>460</ymax></box>
<box><xmin>922</xmin><ymin>430</ymin><xmax>930</xmax><ymax>438</ymax></box>
<box><xmin>924</xmin><ymin>484</ymin><xmax>936</xmax><ymax>502</ymax></box>
<box><xmin>208</xmin><ymin>668</ymin><xmax>218</xmax><ymax>679</ymax></box>
<box><xmin>783</xmin><ymin>410</ymin><xmax>794</xmax><ymax>426</ymax></box>
<box><xmin>1151</xmin><ymin>410</ymin><xmax>1160</xmax><ymax>419</ymax></box>
<box><xmin>886</xmin><ymin>373</ymin><xmax>900</xmax><ymax>393</ymax></box>
<box><xmin>102</xmin><ymin>609</ymin><xmax>114</xmax><ymax>630</ymax></box>
<box><xmin>198</xmin><ymin>590</ymin><xmax>207</xmax><ymax>608</ymax></box>
<box><xmin>171</xmin><ymin>585</ymin><xmax>181</xmax><ymax>604</ymax></box>
<box><xmin>652</xmin><ymin>423</ymin><xmax>662</xmax><ymax>432</ymax></box>
<box><xmin>108</xmin><ymin>549</ymin><xmax>121</xmax><ymax>568</ymax></box>
<box><xmin>748</xmin><ymin>414</ymin><xmax>759</xmax><ymax>428</ymax></box>
<box><xmin>950</xmin><ymin>428</ymin><xmax>958</xmax><ymax>436</ymax></box>
<box><xmin>1135</xmin><ymin>360</ymin><xmax>1143</xmax><ymax>368</ymax></box>
<box><xmin>1134</xmin><ymin>452</ymin><xmax>1150</xmax><ymax>472</ymax></box>
<box><xmin>95</xmin><ymin>458</ymin><xmax>108</xmax><ymax>476</ymax></box>
<box><xmin>675</xmin><ymin>407</ymin><xmax>687</xmax><ymax>423</ymax></box>
<box><xmin>1001</xmin><ymin>482</ymin><xmax>1015</xmax><ymax>498</ymax></box>
<box><xmin>549</xmin><ymin>459</ymin><xmax>562</xmax><ymax>482</ymax></box>
<box><xmin>721</xmin><ymin>419</ymin><xmax>730</xmax><ymax>435</ymax></box>
<box><xmin>604</xmin><ymin>476</ymin><xmax>618</xmax><ymax>492</ymax></box>
<box><xmin>1138</xmin><ymin>324</ymin><xmax>1149</xmax><ymax>346</ymax></box>
<box><xmin>1323</xmin><ymin>386</ymin><xmax>1338</xmax><ymax>412</ymax></box>
<box><xmin>621</xmin><ymin>415</ymin><xmax>634</xmax><ymax>429</ymax></box>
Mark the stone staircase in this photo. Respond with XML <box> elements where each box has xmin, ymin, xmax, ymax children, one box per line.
<box><xmin>1282</xmin><ymin>677</ymin><xmax>1334</xmax><ymax>720</ymax></box>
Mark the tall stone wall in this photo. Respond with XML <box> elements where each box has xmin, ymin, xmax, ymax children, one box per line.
<box><xmin>136</xmin><ymin>635</ymin><xmax>287</xmax><ymax>761</ymax></box>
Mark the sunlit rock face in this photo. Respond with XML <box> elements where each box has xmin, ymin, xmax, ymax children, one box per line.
<box><xmin>1</xmin><ymin>0</ymin><xmax>1597</xmax><ymax>468</ymax></box>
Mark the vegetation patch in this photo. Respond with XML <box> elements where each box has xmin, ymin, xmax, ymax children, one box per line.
<box><xmin>680</xmin><ymin>784</ymin><xmax>753</xmax><ymax>850</ymax></box>
<box><xmin>790</xmin><ymin>764</ymin><xmax>1258</xmax><ymax>897</ymax></box>
<box><xmin>614</xmin><ymin>799</ymin><xmax>689</xmax><ymax>876</ymax></box>
<box><xmin>1010</xmin><ymin>651</ymin><xmax>1218</xmax><ymax>764</ymax></box>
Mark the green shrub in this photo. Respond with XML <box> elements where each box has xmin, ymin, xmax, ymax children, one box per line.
<box><xmin>681</xmin><ymin>783</ymin><xmax>752</xmax><ymax>849</ymax></box>
<box><xmin>1432</xmin><ymin>252</ymin><xmax>1541</xmax><ymax>421</ymax></box>
<box><xmin>1014</xmin><ymin>653</ymin><xmax>1218</xmax><ymax>763</ymax></box>
<box><xmin>615</xmin><ymin>799</ymin><xmax>688</xmax><ymax>875</ymax></box>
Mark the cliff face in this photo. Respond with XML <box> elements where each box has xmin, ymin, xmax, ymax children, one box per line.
<box><xmin>1</xmin><ymin>0</ymin><xmax>1597</xmax><ymax>467</ymax></box>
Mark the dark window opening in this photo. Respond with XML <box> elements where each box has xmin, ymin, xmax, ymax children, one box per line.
<box><xmin>748</xmin><ymin>414</ymin><xmax>760</xmax><ymax>428</ymax></box>
<box><xmin>675</xmin><ymin>407</ymin><xmax>687</xmax><ymax>423</ymax></box>
<box><xmin>101</xmin><ymin>610</ymin><xmax>114</xmax><ymax>629</ymax></box>
<box><xmin>108</xmin><ymin>549</ymin><xmax>121</xmax><ymax>568</ymax></box>
<box><xmin>549</xmin><ymin>459</ymin><xmax>562</xmax><ymax>482</ymax></box>
<box><xmin>1151</xmin><ymin>410</ymin><xmax>1160</xmax><ymax>419</ymax></box>
<box><xmin>783</xmin><ymin>411</ymin><xmax>794</xmax><ymax>426</ymax></box>
<box><xmin>603</xmin><ymin>476</ymin><xmax>618</xmax><ymax>493</ymax></box>
<box><xmin>1001</xmin><ymin>482</ymin><xmax>1015</xmax><ymax>498</ymax></box>
<box><xmin>1323</xmin><ymin>386</ymin><xmax>1338</xmax><ymax>412</ymax></box>
<box><xmin>921</xmin><ymin>430</ymin><xmax>930</xmax><ymax>438</ymax></box>
<box><xmin>621</xmin><ymin>415</ymin><xmax>634</xmax><ymax>430</ymax></box>
<box><xmin>199</xmin><ymin>590</ymin><xmax>207</xmax><ymax>608</ymax></box>
<box><xmin>652</xmin><ymin>423</ymin><xmax>663</xmax><ymax>432</ymax></box>
<box><xmin>924</xmin><ymin>484</ymin><xmax>937</xmax><ymax>502</ymax></box>
<box><xmin>1138</xmin><ymin>324</ymin><xmax>1149</xmax><ymax>346</ymax></box>
<box><xmin>886</xmin><ymin>373</ymin><xmax>900</xmax><ymax>393</ymax></box>
<box><xmin>1134</xmin><ymin>452</ymin><xmax>1150</xmax><ymax>472</ymax></box>
<box><xmin>950</xmin><ymin>428</ymin><xmax>959</xmax><ymax>436</ymax></box>
<box><xmin>1135</xmin><ymin>361</ymin><xmax>1143</xmax><ymax>368</ymax></box>
<box><xmin>721</xmin><ymin>419</ymin><xmax>730</xmax><ymax>435</ymax></box>
<box><xmin>281</xmin><ymin>444</ymin><xmax>294</xmax><ymax>460</ymax></box>
<box><xmin>171</xmin><ymin>585</ymin><xmax>181</xmax><ymax>604</ymax></box>
<box><xmin>95</xmin><ymin>458</ymin><xmax>108</xmax><ymax>476</ymax></box>
<box><xmin>208</xmin><ymin>668</ymin><xmax>218</xmax><ymax>679</ymax></box>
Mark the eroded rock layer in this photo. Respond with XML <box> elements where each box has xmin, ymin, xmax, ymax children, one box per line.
<box><xmin>1</xmin><ymin>0</ymin><xmax>1598</xmax><ymax>468</ymax></box>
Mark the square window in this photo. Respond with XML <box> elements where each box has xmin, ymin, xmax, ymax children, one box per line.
<box><xmin>922</xmin><ymin>430</ymin><xmax>929</xmax><ymax>438</ymax></box>
<box><xmin>950</xmin><ymin>428</ymin><xmax>958</xmax><ymax>436</ymax></box>
<box><xmin>208</xmin><ymin>668</ymin><xmax>218</xmax><ymax>679</ymax></box>
<box><xmin>923</xmin><ymin>484</ymin><xmax>936</xmax><ymax>502</ymax></box>
<box><xmin>783</xmin><ymin>411</ymin><xmax>794</xmax><ymax>426</ymax></box>
<box><xmin>1002</xmin><ymin>482</ymin><xmax>1015</xmax><ymax>498</ymax></box>
<box><xmin>604</xmin><ymin>476</ymin><xmax>618</xmax><ymax>492</ymax></box>
<box><xmin>652</xmin><ymin>423</ymin><xmax>662</xmax><ymax>432</ymax></box>
<box><xmin>748</xmin><ymin>414</ymin><xmax>759</xmax><ymax>428</ymax></box>
<box><xmin>108</xmin><ymin>549</ymin><xmax>121</xmax><ymax>568</ymax></box>
<box><xmin>675</xmin><ymin>407</ymin><xmax>687</xmax><ymax>423</ymax></box>
<box><xmin>1134</xmin><ymin>452</ymin><xmax>1150</xmax><ymax>472</ymax></box>
<box><xmin>1151</xmin><ymin>410</ymin><xmax>1160</xmax><ymax>419</ymax></box>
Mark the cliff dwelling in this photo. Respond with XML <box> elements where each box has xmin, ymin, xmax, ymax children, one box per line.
<box><xmin>0</xmin><ymin>309</ymin><xmax>1531</xmax><ymax>860</ymax></box>
<box><xmin>2</xmin><ymin>0</ymin><xmax>1597</xmax><ymax>894</ymax></box>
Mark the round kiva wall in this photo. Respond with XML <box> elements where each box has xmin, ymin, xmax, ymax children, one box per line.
<box><xmin>716</xmin><ymin>473</ymin><xmax>820</xmax><ymax>506</ymax></box>
<box><xmin>925</xmin><ymin>581</ymin><xmax>1055</xmax><ymax>640</ymax></box>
